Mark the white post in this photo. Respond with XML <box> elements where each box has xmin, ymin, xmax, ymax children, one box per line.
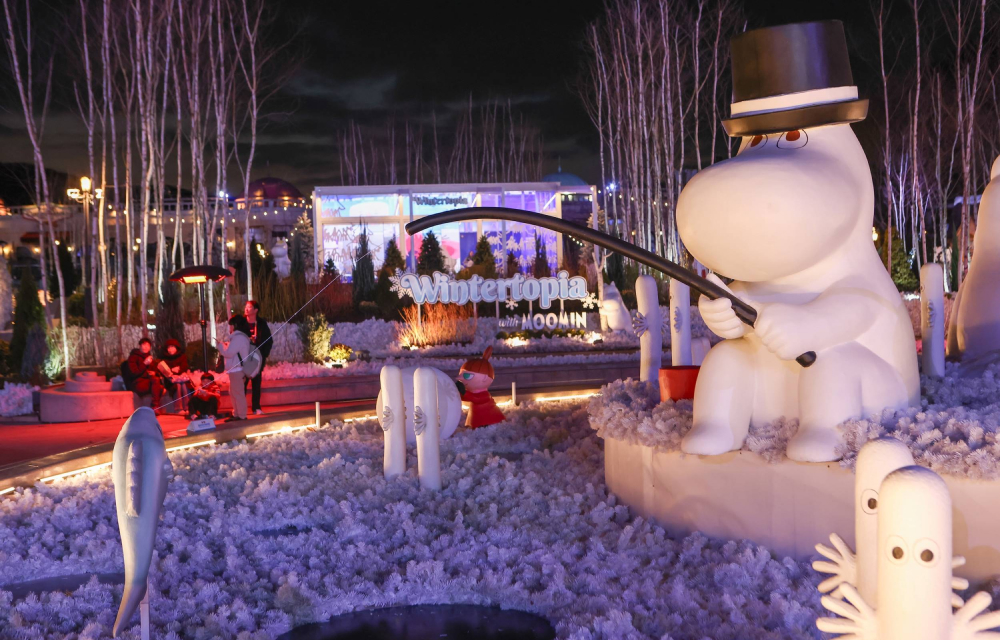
<box><xmin>511</xmin><ymin>381</ymin><xmax>517</xmax><ymax>406</ymax></box>
<box><xmin>379</xmin><ymin>365</ymin><xmax>406</xmax><ymax>479</ymax></box>
<box><xmin>140</xmin><ymin>579</ymin><xmax>150</xmax><ymax>640</ymax></box>
<box><xmin>413</xmin><ymin>367</ymin><xmax>441</xmax><ymax>490</ymax></box>
<box><xmin>669</xmin><ymin>279</ymin><xmax>692</xmax><ymax>366</ymax></box>
<box><xmin>920</xmin><ymin>263</ymin><xmax>946</xmax><ymax>377</ymax></box>
<box><xmin>635</xmin><ymin>275</ymin><xmax>662</xmax><ymax>381</ymax></box>
<box><xmin>315</xmin><ymin>401</ymin><xmax>321</xmax><ymax>428</ymax></box>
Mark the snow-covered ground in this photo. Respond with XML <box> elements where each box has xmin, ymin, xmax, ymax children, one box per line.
<box><xmin>0</xmin><ymin>398</ymin><xmax>826</xmax><ymax>640</ymax></box>
<box><xmin>590</xmin><ymin>362</ymin><xmax>1000</xmax><ymax>479</ymax></box>
<box><xmin>0</xmin><ymin>383</ymin><xmax>38</xmax><ymax>417</ymax></box>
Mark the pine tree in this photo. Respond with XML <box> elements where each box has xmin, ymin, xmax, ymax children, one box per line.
<box><xmin>11</xmin><ymin>267</ymin><xmax>45</xmax><ymax>370</ymax></box>
<box><xmin>291</xmin><ymin>212</ymin><xmax>315</xmax><ymax>272</ymax></box>
<box><xmin>884</xmin><ymin>229</ymin><xmax>919</xmax><ymax>292</ymax></box>
<box><xmin>416</xmin><ymin>231</ymin><xmax>446</xmax><ymax>275</ymax></box>
<box><xmin>505</xmin><ymin>250</ymin><xmax>519</xmax><ymax>278</ymax></box>
<box><xmin>533</xmin><ymin>234</ymin><xmax>551</xmax><ymax>278</ymax></box>
<box><xmin>49</xmin><ymin>242</ymin><xmax>80</xmax><ymax>298</ymax></box>
<box><xmin>154</xmin><ymin>280</ymin><xmax>185</xmax><ymax>355</ymax></box>
<box><xmin>352</xmin><ymin>228</ymin><xmax>376</xmax><ymax>306</ymax></box>
<box><xmin>323</xmin><ymin>257</ymin><xmax>339</xmax><ymax>280</ymax></box>
<box><xmin>471</xmin><ymin>235</ymin><xmax>497</xmax><ymax>278</ymax></box>
<box><xmin>374</xmin><ymin>238</ymin><xmax>408</xmax><ymax>320</ymax></box>
<box><xmin>383</xmin><ymin>237</ymin><xmax>406</xmax><ymax>272</ymax></box>
<box><xmin>21</xmin><ymin>323</ymin><xmax>49</xmax><ymax>383</ymax></box>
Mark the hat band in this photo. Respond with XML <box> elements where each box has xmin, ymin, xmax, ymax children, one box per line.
<box><xmin>730</xmin><ymin>86</ymin><xmax>859</xmax><ymax>117</ymax></box>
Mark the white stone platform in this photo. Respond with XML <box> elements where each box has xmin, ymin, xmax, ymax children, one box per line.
<box><xmin>39</xmin><ymin>372</ymin><xmax>135</xmax><ymax>423</ymax></box>
<box><xmin>604</xmin><ymin>436</ymin><xmax>1000</xmax><ymax>584</ymax></box>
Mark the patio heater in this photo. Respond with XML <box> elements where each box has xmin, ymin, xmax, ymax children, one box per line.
<box><xmin>168</xmin><ymin>265</ymin><xmax>231</xmax><ymax>371</ymax></box>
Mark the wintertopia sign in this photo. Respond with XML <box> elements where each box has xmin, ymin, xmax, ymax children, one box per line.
<box><xmin>391</xmin><ymin>270</ymin><xmax>589</xmax><ymax>309</ymax></box>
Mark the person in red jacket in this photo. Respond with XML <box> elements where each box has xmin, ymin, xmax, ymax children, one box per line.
<box><xmin>456</xmin><ymin>346</ymin><xmax>505</xmax><ymax>428</ymax></box>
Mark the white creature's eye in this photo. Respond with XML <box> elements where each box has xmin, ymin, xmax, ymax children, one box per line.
<box><xmin>776</xmin><ymin>130</ymin><xmax>808</xmax><ymax>149</ymax></box>
<box><xmin>914</xmin><ymin>539</ymin><xmax>940</xmax><ymax>567</ymax></box>
<box><xmin>740</xmin><ymin>134</ymin><xmax>768</xmax><ymax>154</ymax></box>
<box><xmin>861</xmin><ymin>489</ymin><xmax>878</xmax><ymax>514</ymax></box>
<box><xmin>886</xmin><ymin>535</ymin><xmax>907</xmax><ymax>564</ymax></box>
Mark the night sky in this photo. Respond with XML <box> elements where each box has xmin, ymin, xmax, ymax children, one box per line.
<box><xmin>1</xmin><ymin>0</ymin><xmax>891</xmax><ymax>195</ymax></box>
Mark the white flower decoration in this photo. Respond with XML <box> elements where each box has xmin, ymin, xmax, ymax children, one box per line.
<box><xmin>413</xmin><ymin>406</ymin><xmax>426</xmax><ymax>436</ymax></box>
<box><xmin>380</xmin><ymin>406</ymin><xmax>393</xmax><ymax>432</ymax></box>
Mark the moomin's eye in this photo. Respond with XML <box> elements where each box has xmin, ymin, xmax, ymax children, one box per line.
<box><xmin>776</xmin><ymin>130</ymin><xmax>808</xmax><ymax>149</ymax></box>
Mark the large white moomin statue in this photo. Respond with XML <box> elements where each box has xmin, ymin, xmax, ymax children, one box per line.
<box><xmin>677</xmin><ymin>21</ymin><xmax>919</xmax><ymax>462</ymax></box>
<box><xmin>948</xmin><ymin>155</ymin><xmax>1000</xmax><ymax>363</ymax></box>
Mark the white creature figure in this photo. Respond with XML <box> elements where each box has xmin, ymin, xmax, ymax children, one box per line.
<box><xmin>272</xmin><ymin>238</ymin><xmax>292</xmax><ymax>280</ymax></box>
<box><xmin>949</xmin><ymin>156</ymin><xmax>1000</xmax><ymax>362</ymax></box>
<box><xmin>632</xmin><ymin>275</ymin><xmax>663</xmax><ymax>381</ymax></box>
<box><xmin>376</xmin><ymin>365</ymin><xmax>462</xmax><ymax>444</ymax></box>
<box><xmin>112</xmin><ymin>407</ymin><xmax>173</xmax><ymax>637</ymax></box>
<box><xmin>413</xmin><ymin>367</ymin><xmax>442</xmax><ymax>490</ymax></box>
<box><xmin>677</xmin><ymin>21</ymin><xmax>919</xmax><ymax>462</ymax></box>
<box><xmin>380</xmin><ymin>365</ymin><xmax>407</xmax><ymax>479</ymax></box>
<box><xmin>599</xmin><ymin>282</ymin><xmax>631</xmax><ymax>333</ymax></box>
<box><xmin>818</xmin><ymin>466</ymin><xmax>1000</xmax><ymax>640</ymax></box>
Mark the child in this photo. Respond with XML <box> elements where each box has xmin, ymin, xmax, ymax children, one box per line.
<box><xmin>189</xmin><ymin>373</ymin><xmax>221</xmax><ymax>420</ymax></box>
<box><xmin>158</xmin><ymin>339</ymin><xmax>190</xmax><ymax>414</ymax></box>
<box><xmin>456</xmin><ymin>346</ymin><xmax>505</xmax><ymax>428</ymax></box>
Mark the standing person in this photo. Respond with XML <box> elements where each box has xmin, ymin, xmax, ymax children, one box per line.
<box><xmin>218</xmin><ymin>315</ymin><xmax>251</xmax><ymax>422</ymax></box>
<box><xmin>124</xmin><ymin>337</ymin><xmax>164</xmax><ymax>413</ymax></box>
<box><xmin>243</xmin><ymin>300</ymin><xmax>272</xmax><ymax>415</ymax></box>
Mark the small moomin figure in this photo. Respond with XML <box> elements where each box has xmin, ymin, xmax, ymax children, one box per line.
<box><xmin>456</xmin><ymin>346</ymin><xmax>505</xmax><ymax>429</ymax></box>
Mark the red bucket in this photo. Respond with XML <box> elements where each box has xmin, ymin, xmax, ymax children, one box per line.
<box><xmin>659</xmin><ymin>366</ymin><xmax>700</xmax><ymax>402</ymax></box>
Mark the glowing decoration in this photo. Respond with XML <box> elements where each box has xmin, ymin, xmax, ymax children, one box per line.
<box><xmin>395</xmin><ymin>270</ymin><xmax>588</xmax><ymax>309</ymax></box>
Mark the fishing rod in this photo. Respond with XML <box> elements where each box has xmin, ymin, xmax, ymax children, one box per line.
<box><xmin>405</xmin><ymin>207</ymin><xmax>816</xmax><ymax>368</ymax></box>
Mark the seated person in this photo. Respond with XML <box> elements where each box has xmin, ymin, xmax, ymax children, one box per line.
<box><xmin>125</xmin><ymin>337</ymin><xmax>164</xmax><ymax>412</ymax></box>
<box><xmin>189</xmin><ymin>373</ymin><xmax>221</xmax><ymax>420</ymax></box>
<box><xmin>158</xmin><ymin>339</ymin><xmax>190</xmax><ymax>414</ymax></box>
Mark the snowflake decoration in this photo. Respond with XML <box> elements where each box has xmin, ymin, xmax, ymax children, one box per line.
<box><xmin>673</xmin><ymin>306</ymin><xmax>685</xmax><ymax>332</ymax></box>
<box><xmin>380</xmin><ymin>405</ymin><xmax>393</xmax><ymax>432</ymax></box>
<box><xmin>506</xmin><ymin>237</ymin><xmax>519</xmax><ymax>252</ymax></box>
<box><xmin>582</xmin><ymin>293</ymin><xmax>598</xmax><ymax>310</ymax></box>
<box><xmin>413</xmin><ymin>406</ymin><xmax>426</xmax><ymax>436</ymax></box>
<box><xmin>505</xmin><ymin>298</ymin><xmax>518</xmax><ymax>311</ymax></box>
<box><xmin>389</xmin><ymin>269</ymin><xmax>406</xmax><ymax>299</ymax></box>
<box><xmin>487</xmin><ymin>234</ymin><xmax>500</xmax><ymax>245</ymax></box>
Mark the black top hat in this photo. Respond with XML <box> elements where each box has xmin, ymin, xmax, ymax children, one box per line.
<box><xmin>721</xmin><ymin>20</ymin><xmax>868</xmax><ymax>137</ymax></box>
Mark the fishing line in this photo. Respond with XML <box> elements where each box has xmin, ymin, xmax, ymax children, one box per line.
<box><xmin>154</xmin><ymin>248</ymin><xmax>374</xmax><ymax>415</ymax></box>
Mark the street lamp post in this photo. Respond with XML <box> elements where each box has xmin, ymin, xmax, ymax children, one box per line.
<box><xmin>168</xmin><ymin>265</ymin><xmax>231</xmax><ymax>371</ymax></box>
<box><xmin>66</xmin><ymin>177</ymin><xmax>102</xmax><ymax>323</ymax></box>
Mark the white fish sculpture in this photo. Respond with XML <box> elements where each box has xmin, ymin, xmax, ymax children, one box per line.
<box><xmin>112</xmin><ymin>407</ymin><xmax>173</xmax><ymax>637</ymax></box>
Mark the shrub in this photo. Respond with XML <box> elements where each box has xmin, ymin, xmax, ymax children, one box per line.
<box><xmin>11</xmin><ymin>267</ymin><xmax>45</xmax><ymax>369</ymax></box>
<box><xmin>328</xmin><ymin>343</ymin><xmax>352</xmax><ymax>365</ymax></box>
<box><xmin>533</xmin><ymin>233</ymin><xmax>551</xmax><ymax>278</ymax></box>
<box><xmin>374</xmin><ymin>238</ymin><xmax>408</xmax><ymax>320</ymax></box>
<box><xmin>24</xmin><ymin>324</ymin><xmax>50</xmax><ymax>383</ymax></box>
<box><xmin>352</xmin><ymin>229</ymin><xmax>376</xmax><ymax>307</ymax></box>
<box><xmin>0</xmin><ymin>340</ymin><xmax>11</xmax><ymax>377</ymax></box>
<box><xmin>416</xmin><ymin>231</ymin><xmax>446</xmax><ymax>275</ymax></box>
<box><xmin>298</xmin><ymin>313</ymin><xmax>334</xmax><ymax>363</ymax></box>
<box><xmin>397</xmin><ymin>303</ymin><xmax>476</xmax><ymax>348</ymax></box>
<box><xmin>471</xmin><ymin>235</ymin><xmax>497</xmax><ymax>278</ymax></box>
